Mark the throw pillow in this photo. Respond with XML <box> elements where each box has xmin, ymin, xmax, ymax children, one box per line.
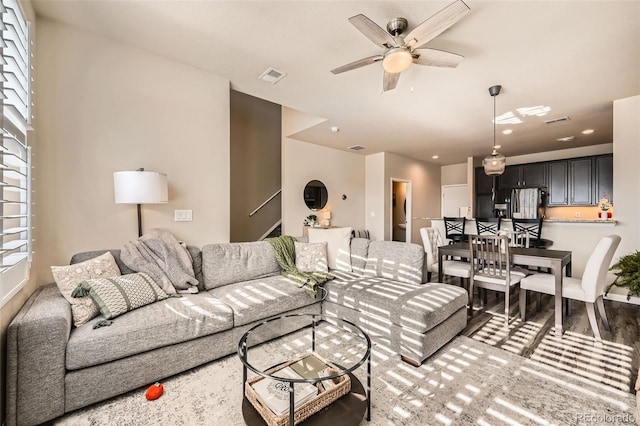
<box><xmin>294</xmin><ymin>242</ymin><xmax>329</xmax><ymax>273</ymax></box>
<box><xmin>51</xmin><ymin>251</ymin><xmax>121</xmax><ymax>327</ymax></box>
<box><xmin>73</xmin><ymin>272</ymin><xmax>168</xmax><ymax>320</ymax></box>
<box><xmin>308</xmin><ymin>227</ymin><xmax>352</xmax><ymax>272</ymax></box>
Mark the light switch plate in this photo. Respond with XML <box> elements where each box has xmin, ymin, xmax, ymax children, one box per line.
<box><xmin>174</xmin><ymin>210</ymin><xmax>193</xmax><ymax>222</ymax></box>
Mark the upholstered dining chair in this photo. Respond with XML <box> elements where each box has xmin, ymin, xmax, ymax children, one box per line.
<box><xmin>519</xmin><ymin>234</ymin><xmax>621</xmax><ymax>340</ymax></box>
<box><xmin>468</xmin><ymin>234</ymin><xmax>528</xmax><ymax>328</ymax></box>
<box><xmin>443</xmin><ymin>217</ymin><xmax>467</xmax><ymax>243</ymax></box>
<box><xmin>476</xmin><ymin>217</ymin><xmax>501</xmax><ymax>235</ymax></box>
<box><xmin>420</xmin><ymin>227</ymin><xmax>471</xmax><ymax>287</ymax></box>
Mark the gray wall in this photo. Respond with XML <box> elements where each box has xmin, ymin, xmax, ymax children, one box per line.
<box><xmin>230</xmin><ymin>91</ymin><xmax>282</xmax><ymax>242</ymax></box>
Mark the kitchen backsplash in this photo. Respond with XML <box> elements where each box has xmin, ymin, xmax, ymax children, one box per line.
<box><xmin>545</xmin><ymin>206</ymin><xmax>612</xmax><ymax>220</ymax></box>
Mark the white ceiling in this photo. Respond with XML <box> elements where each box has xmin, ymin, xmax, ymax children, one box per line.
<box><xmin>32</xmin><ymin>0</ymin><xmax>640</xmax><ymax>165</ymax></box>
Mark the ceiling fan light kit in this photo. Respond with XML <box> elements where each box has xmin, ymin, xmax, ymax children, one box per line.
<box><xmin>330</xmin><ymin>0</ymin><xmax>470</xmax><ymax>91</ymax></box>
<box><xmin>382</xmin><ymin>47</ymin><xmax>413</xmax><ymax>73</ymax></box>
<box><xmin>483</xmin><ymin>84</ymin><xmax>507</xmax><ymax>176</ymax></box>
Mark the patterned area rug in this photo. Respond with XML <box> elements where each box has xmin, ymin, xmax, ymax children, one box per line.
<box><xmin>54</xmin><ymin>323</ymin><xmax>637</xmax><ymax>426</ymax></box>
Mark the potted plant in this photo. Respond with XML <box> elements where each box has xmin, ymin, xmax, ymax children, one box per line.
<box><xmin>608</xmin><ymin>251</ymin><xmax>640</xmax><ymax>299</ymax></box>
<box><xmin>598</xmin><ymin>196</ymin><xmax>612</xmax><ymax>219</ymax></box>
<box><xmin>303</xmin><ymin>214</ymin><xmax>317</xmax><ymax>227</ymax></box>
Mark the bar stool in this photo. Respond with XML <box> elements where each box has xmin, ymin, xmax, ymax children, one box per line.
<box><xmin>443</xmin><ymin>217</ymin><xmax>467</xmax><ymax>244</ymax></box>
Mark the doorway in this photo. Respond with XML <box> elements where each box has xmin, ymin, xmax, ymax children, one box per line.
<box><xmin>391</xmin><ymin>179</ymin><xmax>411</xmax><ymax>243</ymax></box>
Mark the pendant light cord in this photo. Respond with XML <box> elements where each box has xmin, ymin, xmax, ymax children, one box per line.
<box><xmin>493</xmin><ymin>93</ymin><xmax>496</xmax><ymax>150</ymax></box>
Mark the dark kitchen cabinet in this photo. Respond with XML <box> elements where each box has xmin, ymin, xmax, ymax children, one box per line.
<box><xmin>498</xmin><ymin>163</ymin><xmax>546</xmax><ymax>189</ymax></box>
<box><xmin>498</xmin><ymin>166</ymin><xmax>521</xmax><ymax>189</ymax></box>
<box><xmin>476</xmin><ymin>153</ymin><xmax>613</xmax><ymax>209</ymax></box>
<box><xmin>594</xmin><ymin>154</ymin><xmax>613</xmax><ymax>204</ymax></box>
<box><xmin>475</xmin><ymin>167</ymin><xmax>494</xmax><ymax>194</ymax></box>
<box><xmin>476</xmin><ymin>194</ymin><xmax>494</xmax><ymax>218</ymax></box>
<box><xmin>570</xmin><ymin>158</ymin><xmax>593</xmax><ymax>205</ymax></box>
<box><xmin>522</xmin><ymin>163</ymin><xmax>547</xmax><ymax>187</ymax></box>
<box><xmin>547</xmin><ymin>161</ymin><xmax>569</xmax><ymax>206</ymax></box>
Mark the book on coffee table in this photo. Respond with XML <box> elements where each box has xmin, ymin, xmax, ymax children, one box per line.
<box><xmin>290</xmin><ymin>354</ymin><xmax>342</xmax><ymax>391</ymax></box>
<box><xmin>251</xmin><ymin>366</ymin><xmax>318</xmax><ymax>415</ymax></box>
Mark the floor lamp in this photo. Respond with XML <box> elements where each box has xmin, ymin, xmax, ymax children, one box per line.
<box><xmin>113</xmin><ymin>169</ymin><xmax>168</xmax><ymax>237</ymax></box>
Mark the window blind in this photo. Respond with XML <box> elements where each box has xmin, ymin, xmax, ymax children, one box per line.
<box><xmin>1</xmin><ymin>0</ymin><xmax>32</xmax><ymax>306</ymax></box>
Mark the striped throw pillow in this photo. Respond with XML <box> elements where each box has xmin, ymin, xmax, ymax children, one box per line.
<box><xmin>73</xmin><ymin>273</ymin><xmax>168</xmax><ymax>320</ymax></box>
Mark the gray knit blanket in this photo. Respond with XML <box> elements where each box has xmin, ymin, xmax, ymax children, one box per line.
<box><xmin>121</xmin><ymin>228</ymin><xmax>199</xmax><ymax>294</ymax></box>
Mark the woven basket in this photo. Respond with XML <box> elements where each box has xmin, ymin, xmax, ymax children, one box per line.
<box><xmin>245</xmin><ymin>353</ymin><xmax>351</xmax><ymax>426</ymax></box>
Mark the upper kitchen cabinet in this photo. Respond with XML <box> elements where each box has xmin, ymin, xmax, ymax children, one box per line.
<box><xmin>569</xmin><ymin>157</ymin><xmax>593</xmax><ymax>205</ymax></box>
<box><xmin>498</xmin><ymin>163</ymin><xmax>546</xmax><ymax>189</ymax></box>
<box><xmin>594</xmin><ymin>154</ymin><xmax>613</xmax><ymax>204</ymax></box>
<box><xmin>547</xmin><ymin>161</ymin><xmax>569</xmax><ymax>205</ymax></box>
<box><xmin>522</xmin><ymin>163</ymin><xmax>547</xmax><ymax>187</ymax></box>
<box><xmin>546</xmin><ymin>154</ymin><xmax>612</xmax><ymax>206</ymax></box>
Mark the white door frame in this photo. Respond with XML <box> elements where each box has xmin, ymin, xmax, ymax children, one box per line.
<box><xmin>390</xmin><ymin>178</ymin><xmax>412</xmax><ymax>243</ymax></box>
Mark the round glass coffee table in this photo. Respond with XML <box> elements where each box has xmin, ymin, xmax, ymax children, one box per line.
<box><xmin>237</xmin><ymin>313</ymin><xmax>372</xmax><ymax>426</ymax></box>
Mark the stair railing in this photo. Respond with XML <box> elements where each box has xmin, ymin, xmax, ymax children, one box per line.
<box><xmin>249</xmin><ymin>189</ymin><xmax>281</xmax><ymax>217</ymax></box>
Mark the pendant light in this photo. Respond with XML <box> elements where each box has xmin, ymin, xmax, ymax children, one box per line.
<box><xmin>483</xmin><ymin>85</ymin><xmax>506</xmax><ymax>176</ymax></box>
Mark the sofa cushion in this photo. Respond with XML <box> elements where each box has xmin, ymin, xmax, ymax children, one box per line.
<box><xmin>363</xmin><ymin>241</ymin><xmax>426</xmax><ymax>285</ymax></box>
<box><xmin>324</xmin><ymin>276</ymin><xmax>467</xmax><ymax>334</ymax></box>
<box><xmin>308</xmin><ymin>227</ymin><xmax>352</xmax><ymax>272</ymax></box>
<box><xmin>52</xmin><ymin>251</ymin><xmax>121</xmax><ymax>327</ymax></box>
<box><xmin>66</xmin><ymin>292</ymin><xmax>234</xmax><ymax>370</ymax></box>
<box><xmin>201</xmin><ymin>241</ymin><xmax>280</xmax><ymax>290</ymax></box>
<box><xmin>75</xmin><ymin>273</ymin><xmax>168</xmax><ymax>320</ymax></box>
<box><xmin>207</xmin><ymin>275</ymin><xmax>319</xmax><ymax>326</ymax></box>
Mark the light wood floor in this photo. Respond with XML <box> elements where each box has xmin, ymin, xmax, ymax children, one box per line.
<box><xmin>444</xmin><ymin>277</ymin><xmax>640</xmax><ymax>393</ymax></box>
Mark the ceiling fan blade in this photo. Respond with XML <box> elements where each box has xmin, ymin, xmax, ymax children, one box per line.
<box><xmin>331</xmin><ymin>55</ymin><xmax>383</xmax><ymax>74</ymax></box>
<box><xmin>348</xmin><ymin>14</ymin><xmax>397</xmax><ymax>48</ymax></box>
<box><xmin>383</xmin><ymin>71</ymin><xmax>400</xmax><ymax>92</ymax></box>
<box><xmin>403</xmin><ymin>0</ymin><xmax>470</xmax><ymax>49</ymax></box>
<box><xmin>413</xmin><ymin>48</ymin><xmax>464</xmax><ymax>68</ymax></box>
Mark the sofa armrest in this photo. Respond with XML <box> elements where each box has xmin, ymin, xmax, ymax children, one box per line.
<box><xmin>6</xmin><ymin>283</ymin><xmax>71</xmax><ymax>426</ymax></box>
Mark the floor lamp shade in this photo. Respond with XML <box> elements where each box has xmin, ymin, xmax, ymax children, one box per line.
<box><xmin>113</xmin><ymin>171</ymin><xmax>168</xmax><ymax>204</ymax></box>
<box><xmin>114</xmin><ymin>170</ymin><xmax>168</xmax><ymax>237</ymax></box>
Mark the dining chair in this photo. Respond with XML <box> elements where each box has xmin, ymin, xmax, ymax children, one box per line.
<box><xmin>443</xmin><ymin>217</ymin><xmax>467</xmax><ymax>244</ymax></box>
<box><xmin>518</xmin><ymin>234</ymin><xmax>621</xmax><ymax>340</ymax></box>
<box><xmin>420</xmin><ymin>227</ymin><xmax>471</xmax><ymax>287</ymax></box>
<box><xmin>468</xmin><ymin>234</ymin><xmax>527</xmax><ymax>328</ymax></box>
<box><xmin>475</xmin><ymin>217</ymin><xmax>501</xmax><ymax>235</ymax></box>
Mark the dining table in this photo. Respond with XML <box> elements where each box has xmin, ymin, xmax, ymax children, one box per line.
<box><xmin>438</xmin><ymin>242</ymin><xmax>572</xmax><ymax>337</ymax></box>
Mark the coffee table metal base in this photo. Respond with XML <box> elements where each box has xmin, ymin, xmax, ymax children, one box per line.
<box><xmin>242</xmin><ymin>370</ymin><xmax>367</xmax><ymax>426</ymax></box>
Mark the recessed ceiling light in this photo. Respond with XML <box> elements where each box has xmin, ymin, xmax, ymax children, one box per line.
<box><xmin>330</xmin><ymin>126</ymin><xmax>340</xmax><ymax>133</ymax></box>
<box><xmin>432</xmin><ymin>155</ymin><xmax>439</xmax><ymax>159</ymax></box>
<box><xmin>582</xmin><ymin>129</ymin><xmax>594</xmax><ymax>135</ymax></box>
<box><xmin>556</xmin><ymin>136</ymin><xmax>575</xmax><ymax>142</ymax></box>
<box><xmin>502</xmin><ymin>129</ymin><xmax>513</xmax><ymax>135</ymax></box>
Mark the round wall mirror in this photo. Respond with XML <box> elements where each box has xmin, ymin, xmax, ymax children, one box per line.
<box><xmin>303</xmin><ymin>180</ymin><xmax>328</xmax><ymax>211</ymax></box>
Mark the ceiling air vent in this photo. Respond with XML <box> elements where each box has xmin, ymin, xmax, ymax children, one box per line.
<box><xmin>258</xmin><ymin>67</ymin><xmax>286</xmax><ymax>85</ymax></box>
<box><xmin>348</xmin><ymin>145</ymin><xmax>365</xmax><ymax>151</ymax></box>
<box><xmin>544</xmin><ymin>116</ymin><xmax>570</xmax><ymax>125</ymax></box>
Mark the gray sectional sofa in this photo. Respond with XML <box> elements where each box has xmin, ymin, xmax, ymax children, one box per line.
<box><xmin>5</xmin><ymin>238</ymin><xmax>467</xmax><ymax>426</ymax></box>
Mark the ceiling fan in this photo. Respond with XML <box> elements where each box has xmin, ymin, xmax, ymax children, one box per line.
<box><xmin>331</xmin><ymin>0</ymin><xmax>470</xmax><ymax>92</ymax></box>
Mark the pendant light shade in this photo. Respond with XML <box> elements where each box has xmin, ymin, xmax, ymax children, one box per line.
<box><xmin>483</xmin><ymin>149</ymin><xmax>506</xmax><ymax>175</ymax></box>
<box><xmin>484</xmin><ymin>85</ymin><xmax>506</xmax><ymax>176</ymax></box>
